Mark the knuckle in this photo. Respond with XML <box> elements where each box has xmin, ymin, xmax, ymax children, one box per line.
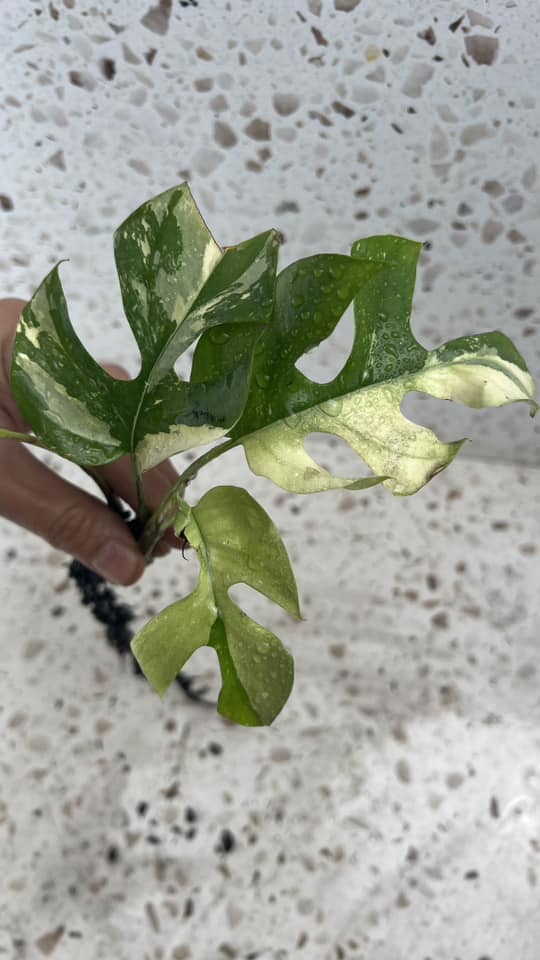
<box><xmin>47</xmin><ymin>500</ymin><xmax>100</xmax><ymax>554</ymax></box>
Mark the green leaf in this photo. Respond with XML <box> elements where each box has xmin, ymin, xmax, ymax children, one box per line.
<box><xmin>132</xmin><ymin>486</ymin><xmax>301</xmax><ymax>726</ymax></box>
<box><xmin>10</xmin><ymin>184</ymin><xmax>280</xmax><ymax>470</ymax></box>
<box><xmin>193</xmin><ymin>236</ymin><xmax>537</xmax><ymax>496</ymax></box>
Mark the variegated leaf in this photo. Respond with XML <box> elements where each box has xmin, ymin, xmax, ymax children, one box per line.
<box><xmin>132</xmin><ymin>486</ymin><xmax>301</xmax><ymax>726</ymax></box>
<box><xmin>193</xmin><ymin>237</ymin><xmax>537</xmax><ymax>496</ymax></box>
<box><xmin>9</xmin><ymin>184</ymin><xmax>280</xmax><ymax>470</ymax></box>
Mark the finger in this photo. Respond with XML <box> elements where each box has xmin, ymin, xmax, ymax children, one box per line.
<box><xmin>98</xmin><ymin>456</ymin><xmax>177</xmax><ymax>512</ymax></box>
<box><xmin>0</xmin><ymin>299</ymin><xmax>27</xmax><ymax>376</ymax></box>
<box><xmin>153</xmin><ymin>541</ymin><xmax>172</xmax><ymax>558</ymax></box>
<box><xmin>98</xmin><ymin>456</ymin><xmax>182</xmax><ymax>549</ymax></box>
<box><xmin>102</xmin><ymin>362</ymin><xmax>130</xmax><ymax>381</ymax></box>
<box><xmin>0</xmin><ymin>299</ymin><xmax>29</xmax><ymax>429</ymax></box>
<box><xmin>0</xmin><ymin>441</ymin><xmax>145</xmax><ymax>585</ymax></box>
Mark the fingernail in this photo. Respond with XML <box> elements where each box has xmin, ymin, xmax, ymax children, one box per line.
<box><xmin>92</xmin><ymin>540</ymin><xmax>144</xmax><ymax>585</ymax></box>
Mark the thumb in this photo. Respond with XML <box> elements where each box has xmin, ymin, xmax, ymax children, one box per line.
<box><xmin>1</xmin><ymin>442</ymin><xmax>145</xmax><ymax>585</ymax></box>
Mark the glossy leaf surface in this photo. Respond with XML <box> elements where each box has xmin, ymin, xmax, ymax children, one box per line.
<box><xmin>193</xmin><ymin>236</ymin><xmax>537</xmax><ymax>495</ymax></box>
<box><xmin>10</xmin><ymin>185</ymin><xmax>280</xmax><ymax>470</ymax></box>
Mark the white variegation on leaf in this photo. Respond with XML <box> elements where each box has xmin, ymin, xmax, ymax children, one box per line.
<box><xmin>2</xmin><ymin>190</ymin><xmax>538</xmax><ymax>730</ymax></box>
<box><xmin>415</xmin><ymin>341</ymin><xmax>538</xmax><ymax>411</ymax></box>
<box><xmin>7</xmin><ymin>185</ymin><xmax>280</xmax><ymax>472</ymax></box>
<box><xmin>135</xmin><ymin>423</ymin><xmax>229</xmax><ymax>473</ymax></box>
<box><xmin>243</xmin><ymin>338</ymin><xmax>537</xmax><ymax>497</ymax></box>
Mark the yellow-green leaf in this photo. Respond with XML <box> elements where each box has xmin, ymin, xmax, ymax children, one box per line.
<box><xmin>132</xmin><ymin>486</ymin><xmax>300</xmax><ymax>726</ymax></box>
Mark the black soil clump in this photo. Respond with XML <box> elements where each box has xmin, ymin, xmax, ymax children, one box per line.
<box><xmin>68</xmin><ymin>516</ymin><xmax>211</xmax><ymax>704</ymax></box>
<box><xmin>68</xmin><ymin>559</ymin><xmax>138</xmax><ymax>661</ymax></box>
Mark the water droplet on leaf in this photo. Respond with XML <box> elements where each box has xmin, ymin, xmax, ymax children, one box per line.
<box><xmin>319</xmin><ymin>398</ymin><xmax>343</xmax><ymax>417</ymax></box>
<box><xmin>284</xmin><ymin>411</ymin><xmax>303</xmax><ymax>429</ymax></box>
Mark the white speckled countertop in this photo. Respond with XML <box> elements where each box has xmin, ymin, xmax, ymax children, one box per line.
<box><xmin>2</xmin><ymin>450</ymin><xmax>540</xmax><ymax>959</ymax></box>
<box><xmin>1</xmin><ymin>1</ymin><xmax>539</xmax><ymax>958</ymax></box>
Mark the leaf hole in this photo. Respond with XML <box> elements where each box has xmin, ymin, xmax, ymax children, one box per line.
<box><xmin>303</xmin><ymin>432</ymin><xmax>375</xmax><ymax>479</ymax></box>
<box><xmin>228</xmin><ymin>583</ymin><xmax>295</xmax><ymax>626</ymax></box>
<box><xmin>174</xmin><ymin>334</ymin><xmax>203</xmax><ymax>381</ymax></box>
<box><xmin>400</xmin><ymin>391</ymin><xmax>498</xmax><ymax>447</ymax></box>
<box><xmin>60</xmin><ymin>260</ymin><xmax>143</xmax><ymax>377</ymax></box>
<box><xmin>295</xmin><ymin>303</ymin><xmax>355</xmax><ymax>384</ymax></box>
<box><xmin>180</xmin><ymin>645</ymin><xmax>221</xmax><ymax>699</ymax></box>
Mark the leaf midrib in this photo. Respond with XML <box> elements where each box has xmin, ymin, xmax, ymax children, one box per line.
<box><xmin>127</xmin><ymin>213</ymin><xmax>224</xmax><ymax>460</ymax></box>
<box><xmin>188</xmin><ymin>505</ymin><xmax>265</xmax><ymax>713</ymax></box>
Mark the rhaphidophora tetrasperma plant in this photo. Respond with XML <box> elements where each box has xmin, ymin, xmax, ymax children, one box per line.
<box><xmin>1</xmin><ymin>185</ymin><xmax>537</xmax><ymax>726</ymax></box>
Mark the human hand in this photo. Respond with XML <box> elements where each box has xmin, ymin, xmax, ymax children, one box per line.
<box><xmin>0</xmin><ymin>298</ymin><xmax>179</xmax><ymax>584</ymax></box>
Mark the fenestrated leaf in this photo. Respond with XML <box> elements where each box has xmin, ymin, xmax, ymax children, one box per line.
<box><xmin>9</xmin><ymin>184</ymin><xmax>280</xmax><ymax>470</ymax></box>
<box><xmin>132</xmin><ymin>486</ymin><xmax>301</xmax><ymax>727</ymax></box>
<box><xmin>10</xmin><ymin>264</ymin><xmax>126</xmax><ymax>465</ymax></box>
<box><xmin>193</xmin><ymin>236</ymin><xmax>537</xmax><ymax>496</ymax></box>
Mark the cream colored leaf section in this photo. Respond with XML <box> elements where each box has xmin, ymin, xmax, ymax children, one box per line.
<box><xmin>243</xmin><ymin>383</ymin><xmax>461</xmax><ymax>497</ymax></box>
<box><xmin>242</xmin><ymin>414</ymin><xmax>386</xmax><ymax>494</ymax></box>
<box><xmin>136</xmin><ymin>422</ymin><xmax>228</xmax><ymax>472</ymax></box>
<box><xmin>16</xmin><ymin>355</ymin><xmax>121</xmax><ymax>452</ymax></box>
<box><xmin>244</xmin><ymin>348</ymin><xmax>537</xmax><ymax>497</ymax></box>
<box><xmin>415</xmin><ymin>348</ymin><xmax>538</xmax><ymax>411</ymax></box>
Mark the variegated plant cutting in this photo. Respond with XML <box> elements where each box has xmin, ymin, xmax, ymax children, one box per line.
<box><xmin>1</xmin><ymin>184</ymin><xmax>536</xmax><ymax>726</ymax></box>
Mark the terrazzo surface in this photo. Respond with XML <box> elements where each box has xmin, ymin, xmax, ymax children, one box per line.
<box><xmin>1</xmin><ymin>1</ymin><xmax>540</xmax><ymax>958</ymax></box>
<box><xmin>2</xmin><ymin>451</ymin><xmax>540</xmax><ymax>959</ymax></box>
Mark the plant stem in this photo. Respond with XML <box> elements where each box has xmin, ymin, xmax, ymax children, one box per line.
<box><xmin>84</xmin><ymin>438</ymin><xmax>237</xmax><ymax>561</ymax></box>
<box><xmin>83</xmin><ymin>466</ymin><xmax>123</xmax><ymax>513</ymax></box>
<box><xmin>131</xmin><ymin>452</ymin><xmax>149</xmax><ymax>523</ymax></box>
<box><xmin>139</xmin><ymin>437</ymin><xmax>237</xmax><ymax>558</ymax></box>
